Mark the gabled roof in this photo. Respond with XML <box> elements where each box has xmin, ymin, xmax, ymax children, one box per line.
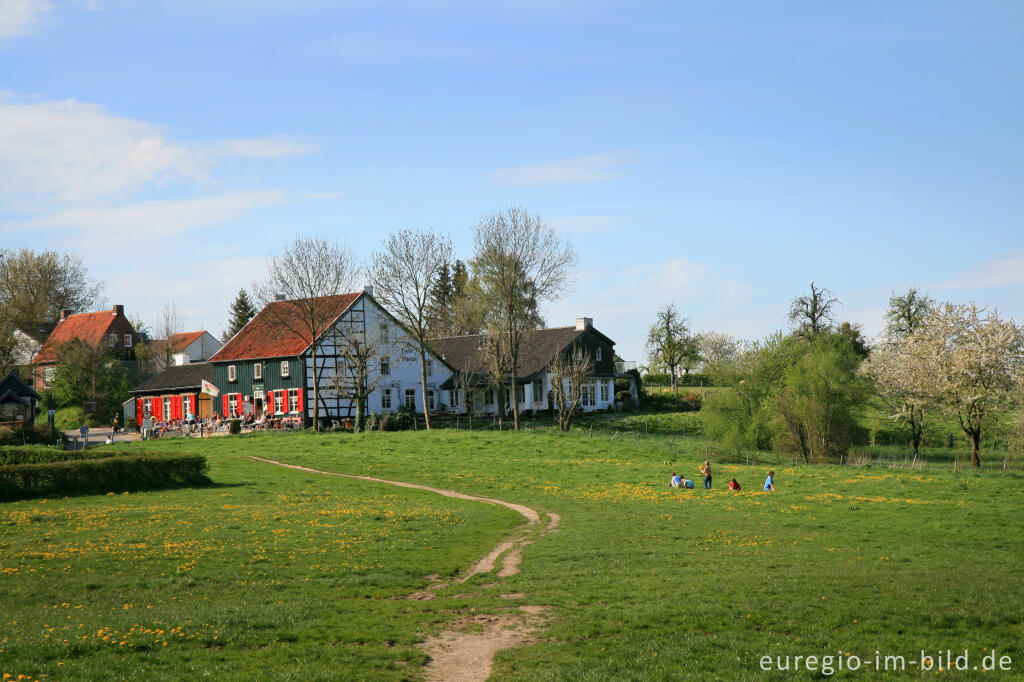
<box><xmin>165</xmin><ymin>331</ymin><xmax>207</xmax><ymax>353</ymax></box>
<box><xmin>430</xmin><ymin>326</ymin><xmax>600</xmax><ymax>385</ymax></box>
<box><xmin>0</xmin><ymin>371</ymin><xmax>41</xmax><ymax>401</ymax></box>
<box><xmin>210</xmin><ymin>293</ymin><xmax>361</xmax><ymax>362</ymax></box>
<box><xmin>130</xmin><ymin>363</ymin><xmax>214</xmax><ymax>394</ymax></box>
<box><xmin>32</xmin><ymin>308</ymin><xmax>123</xmax><ymax>364</ymax></box>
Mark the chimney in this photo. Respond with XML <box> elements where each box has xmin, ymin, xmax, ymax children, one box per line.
<box><xmin>576</xmin><ymin>317</ymin><xmax>593</xmax><ymax>331</ymax></box>
<box><xmin>112</xmin><ymin>304</ymin><xmax>124</xmax><ymax>316</ymax></box>
<box><xmin>59</xmin><ymin>309</ymin><xmax>70</xmax><ymax>322</ymax></box>
<box><xmin>362</xmin><ymin>284</ymin><xmax>373</xmax><ymax>297</ymax></box>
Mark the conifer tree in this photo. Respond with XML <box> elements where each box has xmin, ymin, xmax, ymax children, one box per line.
<box><xmin>222</xmin><ymin>289</ymin><xmax>257</xmax><ymax>341</ymax></box>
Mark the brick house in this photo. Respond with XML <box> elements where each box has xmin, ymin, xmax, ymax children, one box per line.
<box><xmin>30</xmin><ymin>305</ymin><xmax>140</xmax><ymax>392</ymax></box>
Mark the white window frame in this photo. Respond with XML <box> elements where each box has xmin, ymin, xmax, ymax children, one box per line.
<box><xmin>582</xmin><ymin>382</ymin><xmax>596</xmax><ymax>407</ymax></box>
<box><xmin>381</xmin><ymin>356</ymin><xmax>390</xmax><ymax>375</ymax></box>
<box><xmin>124</xmin><ymin>334</ymin><xmax>133</xmax><ymax>347</ymax></box>
<box><xmin>404</xmin><ymin>388</ymin><xmax>416</xmax><ymax>409</ymax></box>
<box><xmin>228</xmin><ymin>365</ymin><xmax>237</xmax><ymax>382</ymax></box>
<box><xmin>289</xmin><ymin>390</ymin><xmax>298</xmax><ymax>413</ymax></box>
<box><xmin>596</xmin><ymin>346</ymin><xmax>603</xmax><ymax>361</ymax></box>
<box><xmin>381</xmin><ymin>388</ymin><xmax>391</xmax><ymax>410</ymax></box>
<box><xmin>533</xmin><ymin>379</ymin><xmax>543</xmax><ymax>404</ymax></box>
<box><xmin>427</xmin><ymin>389</ymin><xmax>436</xmax><ymax>411</ymax></box>
<box><xmin>253</xmin><ymin>362</ymin><xmax>262</xmax><ymax>380</ymax></box>
<box><xmin>275</xmin><ymin>392</ymin><xmax>284</xmax><ymax>414</ymax></box>
<box><xmin>600</xmin><ymin>380</ymin><xmax>609</xmax><ymax>402</ymax></box>
<box><xmin>43</xmin><ymin>367</ymin><xmax>56</xmax><ymax>386</ymax></box>
<box><xmin>108</xmin><ymin>333</ymin><xmax>117</xmax><ymax>347</ymax></box>
<box><xmin>280</xmin><ymin>361</ymin><xmax>290</xmax><ymax>378</ymax></box>
<box><xmin>163</xmin><ymin>397</ymin><xmax>172</xmax><ymax>419</ymax></box>
<box><xmin>182</xmin><ymin>394</ymin><xmax>192</xmax><ymax>416</ymax></box>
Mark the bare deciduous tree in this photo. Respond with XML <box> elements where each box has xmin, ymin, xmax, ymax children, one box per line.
<box><xmin>253</xmin><ymin>236</ymin><xmax>358</xmax><ymax>432</ymax></box>
<box><xmin>549</xmin><ymin>345</ymin><xmax>594</xmax><ymax>432</ymax></box>
<box><xmin>368</xmin><ymin>229</ymin><xmax>453</xmax><ymax>430</ymax></box>
<box><xmin>788</xmin><ymin>282</ymin><xmax>839</xmax><ymax>339</ymax></box>
<box><xmin>471</xmin><ymin>206</ymin><xmax>577</xmax><ymax>430</ymax></box>
<box><xmin>326</xmin><ymin>325</ymin><xmax>380</xmax><ymax>434</ymax></box>
<box><xmin>885</xmin><ymin>288</ymin><xmax>934</xmax><ymax>340</ymax></box>
<box><xmin>152</xmin><ymin>302</ymin><xmax>184</xmax><ymax>371</ymax></box>
<box><xmin>645</xmin><ymin>304</ymin><xmax>691</xmax><ymax>395</ymax></box>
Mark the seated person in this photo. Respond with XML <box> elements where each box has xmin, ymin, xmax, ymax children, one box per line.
<box><xmin>682</xmin><ymin>478</ymin><xmax>696</xmax><ymax>489</ymax></box>
<box><xmin>669</xmin><ymin>472</ymin><xmax>682</xmax><ymax>488</ymax></box>
<box><xmin>728</xmin><ymin>478</ymin><xmax>742</xmax><ymax>491</ymax></box>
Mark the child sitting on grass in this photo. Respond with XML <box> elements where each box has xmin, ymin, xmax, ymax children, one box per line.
<box><xmin>728</xmin><ymin>478</ymin><xmax>741</xmax><ymax>491</ymax></box>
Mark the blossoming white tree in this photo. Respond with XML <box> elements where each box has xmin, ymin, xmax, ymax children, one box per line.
<box><xmin>890</xmin><ymin>303</ymin><xmax>1024</xmax><ymax>467</ymax></box>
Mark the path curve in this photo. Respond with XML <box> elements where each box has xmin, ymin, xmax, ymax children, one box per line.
<box><xmin>249</xmin><ymin>456</ymin><xmax>560</xmax><ymax>680</ymax></box>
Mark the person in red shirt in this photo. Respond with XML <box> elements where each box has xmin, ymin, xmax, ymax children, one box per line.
<box><xmin>728</xmin><ymin>478</ymin><xmax>742</xmax><ymax>491</ymax></box>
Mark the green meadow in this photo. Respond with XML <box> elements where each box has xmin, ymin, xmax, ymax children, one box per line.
<box><xmin>2</xmin><ymin>429</ymin><xmax>1022</xmax><ymax>680</ymax></box>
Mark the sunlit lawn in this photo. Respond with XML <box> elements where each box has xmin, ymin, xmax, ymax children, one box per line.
<box><xmin>3</xmin><ymin>428</ymin><xmax>1023</xmax><ymax>680</ymax></box>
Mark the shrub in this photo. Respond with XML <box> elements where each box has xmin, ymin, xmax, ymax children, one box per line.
<box><xmin>0</xmin><ymin>453</ymin><xmax>209</xmax><ymax>500</ymax></box>
<box><xmin>364</xmin><ymin>413</ymin><xmax>380</xmax><ymax>432</ymax></box>
<box><xmin>229</xmin><ymin>419</ymin><xmax>241</xmax><ymax>435</ymax></box>
<box><xmin>679</xmin><ymin>392</ymin><xmax>703</xmax><ymax>412</ymax></box>
<box><xmin>383</xmin><ymin>406</ymin><xmax>414</xmax><ymax>431</ymax></box>
<box><xmin>0</xmin><ymin>425</ymin><xmax>56</xmax><ymax>447</ymax></box>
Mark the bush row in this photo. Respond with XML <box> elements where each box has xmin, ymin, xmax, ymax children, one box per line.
<box><xmin>0</xmin><ymin>453</ymin><xmax>209</xmax><ymax>500</ymax></box>
<box><xmin>0</xmin><ymin>445</ymin><xmax>115</xmax><ymax>465</ymax></box>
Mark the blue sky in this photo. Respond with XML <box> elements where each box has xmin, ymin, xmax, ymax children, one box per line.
<box><xmin>2</xmin><ymin>0</ymin><xmax>1022</xmax><ymax>363</ymax></box>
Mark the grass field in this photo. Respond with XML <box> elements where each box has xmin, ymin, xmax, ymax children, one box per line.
<box><xmin>3</xmin><ymin>429</ymin><xmax>1023</xmax><ymax>680</ymax></box>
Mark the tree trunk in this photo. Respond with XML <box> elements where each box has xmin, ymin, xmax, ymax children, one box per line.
<box><xmin>971</xmin><ymin>430</ymin><xmax>982</xmax><ymax>468</ymax></box>
<box><xmin>418</xmin><ymin>347</ymin><xmax>431</xmax><ymax>430</ymax></box>
<box><xmin>311</xmin><ymin>347</ymin><xmax>319</xmax><ymax>431</ymax></box>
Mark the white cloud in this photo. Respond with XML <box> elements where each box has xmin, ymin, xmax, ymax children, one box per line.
<box><xmin>12</xmin><ymin>190</ymin><xmax>289</xmax><ymax>243</ymax></box>
<box><xmin>211</xmin><ymin>136</ymin><xmax>319</xmax><ymax>158</ymax></box>
<box><xmin>934</xmin><ymin>255</ymin><xmax>1024</xmax><ymax>291</ymax></box>
<box><xmin>0</xmin><ymin>0</ymin><xmax>51</xmax><ymax>41</ymax></box>
<box><xmin>0</xmin><ymin>94</ymin><xmax>317</xmax><ymax>210</ymax></box>
<box><xmin>493</xmin><ymin>152</ymin><xmax>632</xmax><ymax>186</ymax></box>
<box><xmin>549</xmin><ymin>216</ymin><xmax>620</xmax><ymax>234</ymax></box>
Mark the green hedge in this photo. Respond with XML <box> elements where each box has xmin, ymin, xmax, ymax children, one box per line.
<box><xmin>0</xmin><ymin>446</ymin><xmax>98</xmax><ymax>465</ymax></box>
<box><xmin>0</xmin><ymin>453</ymin><xmax>209</xmax><ymax>500</ymax></box>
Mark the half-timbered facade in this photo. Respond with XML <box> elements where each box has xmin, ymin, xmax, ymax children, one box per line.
<box><xmin>208</xmin><ymin>289</ymin><xmax>452</xmax><ymax>426</ymax></box>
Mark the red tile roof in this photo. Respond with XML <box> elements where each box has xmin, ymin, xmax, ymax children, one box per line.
<box><xmin>210</xmin><ymin>294</ymin><xmax>361</xmax><ymax>362</ymax></box>
<box><xmin>32</xmin><ymin>309</ymin><xmax>122</xmax><ymax>364</ymax></box>
<box><xmin>165</xmin><ymin>331</ymin><xmax>206</xmax><ymax>352</ymax></box>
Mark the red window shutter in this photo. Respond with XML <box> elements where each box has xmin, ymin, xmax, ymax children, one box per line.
<box><xmin>297</xmin><ymin>388</ymin><xmax>304</xmax><ymax>415</ymax></box>
<box><xmin>222</xmin><ymin>395</ymin><xmax>228</xmax><ymax>415</ymax></box>
<box><xmin>136</xmin><ymin>398</ymin><xmax>143</xmax><ymax>418</ymax></box>
<box><xmin>266</xmin><ymin>391</ymin><xmax>273</xmax><ymax>413</ymax></box>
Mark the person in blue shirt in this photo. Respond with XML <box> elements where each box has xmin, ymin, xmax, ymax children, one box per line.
<box><xmin>669</xmin><ymin>472</ymin><xmax>682</xmax><ymax>488</ymax></box>
<box><xmin>764</xmin><ymin>470</ymin><xmax>776</xmax><ymax>492</ymax></box>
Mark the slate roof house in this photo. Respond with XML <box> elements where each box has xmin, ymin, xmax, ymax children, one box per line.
<box><xmin>429</xmin><ymin>317</ymin><xmax>618</xmax><ymax>416</ymax></box>
<box><xmin>0</xmin><ymin>371</ymin><xmax>41</xmax><ymax>428</ymax></box>
<box><xmin>128</xmin><ymin>363</ymin><xmax>214</xmax><ymax>423</ymax></box>
<box><xmin>30</xmin><ymin>305</ymin><xmax>140</xmax><ymax>393</ymax></box>
<box><xmin>11</xmin><ymin>321</ymin><xmax>57</xmax><ymax>368</ymax></box>
<box><xmin>209</xmin><ymin>288</ymin><xmax>452</xmax><ymax>426</ymax></box>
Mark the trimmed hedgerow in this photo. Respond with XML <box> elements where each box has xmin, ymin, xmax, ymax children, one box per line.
<box><xmin>0</xmin><ymin>453</ymin><xmax>209</xmax><ymax>499</ymax></box>
<box><xmin>0</xmin><ymin>446</ymin><xmax>112</xmax><ymax>466</ymax></box>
